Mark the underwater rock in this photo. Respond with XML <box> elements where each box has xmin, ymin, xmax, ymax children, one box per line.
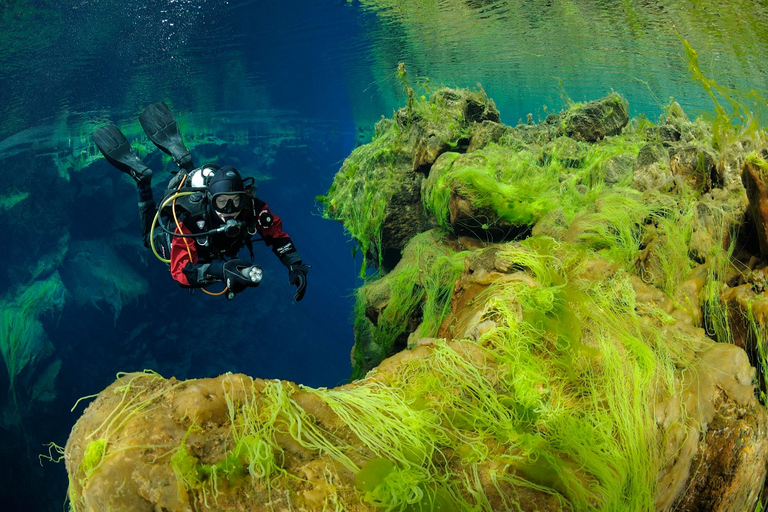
<box><xmin>66</xmin><ymin>243</ymin><xmax>768</xmax><ymax>511</ymax></box>
<box><xmin>669</xmin><ymin>145</ymin><xmax>718</xmax><ymax>192</ymax></box>
<box><xmin>542</xmin><ymin>135</ymin><xmax>587</xmax><ymax>168</ymax></box>
<box><xmin>599</xmin><ymin>152</ymin><xmax>635</xmax><ymax>185</ymax></box>
<box><xmin>350</xmin><ymin>230</ymin><xmax>466</xmax><ymax>379</ymax></box>
<box><xmin>60</xmin><ymin>240</ymin><xmax>149</xmax><ymax>322</ymax></box>
<box><xmin>721</xmin><ymin>269</ymin><xmax>768</xmax><ymax>362</ymax></box>
<box><xmin>465</xmin><ymin>119</ymin><xmax>510</xmax><ymax>152</ymax></box>
<box><xmin>743</xmin><ymin>153</ymin><xmax>768</xmax><ymax>257</ymax></box>
<box><xmin>561</xmin><ymin>92</ymin><xmax>629</xmax><ymax>142</ymax></box>
<box><xmin>438</xmin><ymin>244</ymin><xmax>768</xmax><ymax>511</ymax></box>
<box><xmin>333</xmin><ymin>88</ymin><xmax>768</xmax><ymax>509</ymax></box>
<box><xmin>379</xmin><ymin>171</ymin><xmax>438</xmax><ymax>270</ymax></box>
<box><xmin>423</xmin><ymin>150</ymin><xmax>540</xmax><ymax>242</ymax></box>
<box><xmin>631</xmin><ymin>142</ymin><xmax>672</xmax><ymax>192</ymax></box>
<box><xmin>322</xmin><ymin>87</ymin><xmax>499</xmax><ymax>273</ymax></box>
<box><xmin>406</xmin><ymin>88</ymin><xmax>500</xmax><ymax>172</ymax></box>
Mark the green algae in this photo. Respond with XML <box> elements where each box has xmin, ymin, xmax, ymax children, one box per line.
<box><xmin>423</xmin><ymin>145</ymin><xmax>558</xmax><ymax>232</ymax></box>
<box><xmin>320</xmin><ymin>122</ymin><xmax>411</xmax><ymax>274</ymax></box>
<box><xmin>677</xmin><ymin>29</ymin><xmax>768</xmax><ymax>153</ymax></box>
<box><xmin>351</xmin><ymin>230</ymin><xmax>469</xmax><ymax>379</ymax></box>
<box><xmin>321</xmin><ymin>85</ymin><xmax>497</xmax><ymax>275</ymax></box>
<box><xmin>317</xmin><ymin>36</ymin><xmax>768</xmax><ymax>508</ymax></box>
<box><xmin>0</xmin><ymin>272</ymin><xmax>66</xmax><ymax>423</ymax></box>
<box><xmin>0</xmin><ymin>189</ymin><xmax>29</xmax><ymax>210</ymax></box>
<box><xmin>316</xmin><ymin>240</ymin><xmax>690</xmax><ymax>509</ymax></box>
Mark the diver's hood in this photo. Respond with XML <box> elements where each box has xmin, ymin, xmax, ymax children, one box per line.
<box><xmin>208</xmin><ymin>166</ymin><xmax>245</xmax><ymax>195</ymax></box>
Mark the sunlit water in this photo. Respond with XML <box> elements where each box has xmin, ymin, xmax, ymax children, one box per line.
<box><xmin>1</xmin><ymin>1</ymin><xmax>767</xmax><ymax>510</ymax></box>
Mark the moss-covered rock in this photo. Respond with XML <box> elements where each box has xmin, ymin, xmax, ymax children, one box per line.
<box><xmin>422</xmin><ymin>147</ymin><xmax>556</xmax><ymax>241</ymax></box>
<box><xmin>321</xmin><ymin>87</ymin><xmax>501</xmax><ymax>273</ymax></box>
<box><xmin>65</xmin><ymin>240</ymin><xmax>768</xmax><ymax>511</ymax></box>
<box><xmin>561</xmin><ymin>92</ymin><xmax>630</xmax><ymax>142</ymax></box>
<box><xmin>323</xmin><ymin>88</ymin><xmax>640</xmax><ymax>274</ymax></box>
<box><xmin>351</xmin><ymin>230</ymin><xmax>467</xmax><ymax>379</ymax></box>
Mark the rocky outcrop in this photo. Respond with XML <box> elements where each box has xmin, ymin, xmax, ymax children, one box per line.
<box><xmin>334</xmin><ymin>89</ymin><xmax>768</xmax><ymax>509</ymax></box>
<box><xmin>65</xmin><ymin>247</ymin><xmax>768</xmax><ymax>511</ymax></box>
<box><xmin>439</xmin><ymin>246</ymin><xmax>767</xmax><ymax>511</ymax></box>
<box><xmin>321</xmin><ymin>88</ymin><xmax>501</xmax><ymax>273</ymax></box>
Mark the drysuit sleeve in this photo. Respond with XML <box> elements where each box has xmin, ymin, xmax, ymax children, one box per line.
<box><xmin>252</xmin><ymin>199</ymin><xmax>302</xmax><ymax>268</ymax></box>
<box><xmin>169</xmin><ymin>222</ymin><xmax>222</xmax><ymax>287</ymax></box>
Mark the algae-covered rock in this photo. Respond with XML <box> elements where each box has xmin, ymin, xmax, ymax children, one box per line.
<box><xmin>350</xmin><ymin>230</ymin><xmax>470</xmax><ymax>378</ymax></box>
<box><xmin>422</xmin><ymin>147</ymin><xmax>556</xmax><ymax>241</ymax></box>
<box><xmin>561</xmin><ymin>92</ymin><xmax>629</xmax><ymax>142</ymax></box>
<box><xmin>65</xmin><ymin>241</ymin><xmax>768</xmax><ymax>512</ymax></box>
<box><xmin>438</xmin><ymin>243</ymin><xmax>767</xmax><ymax>511</ymax></box>
<box><xmin>323</xmin><ymin>88</ymin><xmax>636</xmax><ymax>274</ymax></box>
<box><xmin>328</xmin><ymin>87</ymin><xmax>768</xmax><ymax>509</ymax></box>
<box><xmin>321</xmin><ymin>87</ymin><xmax>499</xmax><ymax>273</ymax></box>
<box><xmin>408</xmin><ymin>87</ymin><xmax>500</xmax><ymax>172</ymax></box>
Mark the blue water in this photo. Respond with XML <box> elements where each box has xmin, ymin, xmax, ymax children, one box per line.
<box><xmin>2</xmin><ymin>1</ymin><xmax>767</xmax><ymax>510</ymax></box>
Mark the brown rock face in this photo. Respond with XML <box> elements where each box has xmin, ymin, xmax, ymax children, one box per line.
<box><xmin>672</xmin><ymin>388</ymin><xmax>768</xmax><ymax>512</ymax></box>
<box><xmin>743</xmin><ymin>156</ymin><xmax>768</xmax><ymax>257</ymax></box>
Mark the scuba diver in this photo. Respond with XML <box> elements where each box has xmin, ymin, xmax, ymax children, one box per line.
<box><xmin>91</xmin><ymin>102</ymin><xmax>309</xmax><ymax>301</ymax></box>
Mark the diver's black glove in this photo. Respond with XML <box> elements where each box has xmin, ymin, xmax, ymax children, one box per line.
<box><xmin>288</xmin><ymin>263</ymin><xmax>309</xmax><ymax>302</ymax></box>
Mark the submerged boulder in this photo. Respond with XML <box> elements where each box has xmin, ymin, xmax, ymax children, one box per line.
<box><xmin>65</xmin><ymin>242</ymin><xmax>768</xmax><ymax>511</ymax></box>
<box><xmin>561</xmin><ymin>92</ymin><xmax>629</xmax><ymax>142</ymax></box>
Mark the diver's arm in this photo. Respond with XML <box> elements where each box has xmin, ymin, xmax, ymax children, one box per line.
<box><xmin>252</xmin><ymin>200</ymin><xmax>302</xmax><ymax>267</ymax></box>
<box><xmin>252</xmin><ymin>199</ymin><xmax>309</xmax><ymax>301</ymax></box>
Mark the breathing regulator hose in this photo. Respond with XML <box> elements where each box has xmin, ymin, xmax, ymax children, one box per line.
<box><xmin>149</xmin><ymin>190</ymin><xmax>200</xmax><ymax>263</ymax></box>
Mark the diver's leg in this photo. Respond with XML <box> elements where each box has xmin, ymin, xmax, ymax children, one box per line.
<box><xmin>137</xmin><ymin>182</ymin><xmax>157</xmax><ymax>249</ymax></box>
<box><xmin>93</xmin><ymin>124</ymin><xmax>158</xmax><ymax>247</ymax></box>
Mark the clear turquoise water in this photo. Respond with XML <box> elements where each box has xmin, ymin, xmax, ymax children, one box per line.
<box><xmin>1</xmin><ymin>0</ymin><xmax>767</xmax><ymax>509</ymax></box>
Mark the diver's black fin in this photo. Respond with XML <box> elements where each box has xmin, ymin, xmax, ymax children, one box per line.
<box><xmin>92</xmin><ymin>125</ymin><xmax>152</xmax><ymax>183</ymax></box>
<box><xmin>139</xmin><ymin>102</ymin><xmax>194</xmax><ymax>171</ymax></box>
